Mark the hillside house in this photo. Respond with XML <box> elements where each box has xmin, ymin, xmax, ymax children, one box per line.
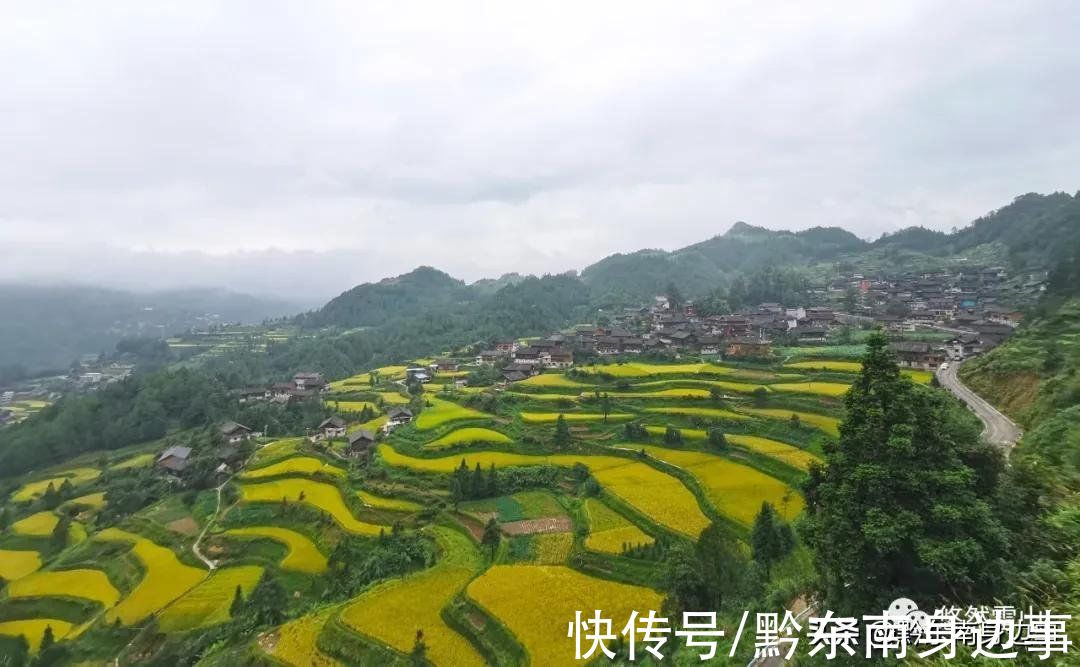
<box><xmin>347</xmin><ymin>430</ymin><xmax>377</xmax><ymax>458</ymax></box>
<box><xmin>432</xmin><ymin>359</ymin><xmax>460</xmax><ymax>372</ymax></box>
<box><xmin>315</xmin><ymin>416</ymin><xmax>347</xmax><ymax>440</ymax></box>
<box><xmin>724</xmin><ymin>337</ymin><xmax>772</xmax><ymax>359</ymax></box>
<box><xmin>493</xmin><ymin>340</ymin><xmax>518</xmax><ymax>353</ymax></box>
<box><xmin>405</xmin><ymin>367</ymin><xmax>431</xmax><ymax>383</ymax></box>
<box><xmin>293</xmin><ymin>372</ymin><xmax>328</xmax><ymax>392</ymax></box>
<box><xmin>476</xmin><ymin>350</ymin><xmax>504</xmax><ymax>365</ymax></box>
<box><xmin>888</xmin><ymin>342</ymin><xmax>946</xmax><ymax>369</ymax></box>
<box><xmin>545</xmin><ymin>350</ymin><xmax>574</xmax><ymax>369</ymax></box>
<box><xmin>512</xmin><ymin>348</ymin><xmax>542</xmax><ymax>365</ymax></box>
<box><xmin>795</xmin><ymin>325</ymin><xmax>829</xmax><ymax>344</ymax></box>
<box><xmin>220</xmin><ymin>421</ymin><xmax>254</xmax><ymax>444</ymax></box>
<box><xmin>236</xmin><ymin>387</ymin><xmax>269</xmax><ymax>403</ymax></box>
<box><xmin>156</xmin><ymin>446</ymin><xmax>192</xmax><ymax>474</ymax></box>
<box><xmin>386</xmin><ymin>407</ymin><xmax>414</xmax><ymax>428</ymax></box>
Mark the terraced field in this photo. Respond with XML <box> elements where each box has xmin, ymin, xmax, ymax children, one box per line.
<box><xmin>520</xmin><ymin>412</ymin><xmax>633</xmax><ymax>423</ymax></box>
<box><xmin>577</xmin><ymin>362</ymin><xmax>735</xmax><ymax>377</ymax></box>
<box><xmin>241</xmin><ymin>456</ymin><xmax>346</xmax><ymax>480</ymax></box>
<box><xmin>377</xmin><ymin>391</ymin><xmax>411</xmax><ymax>405</ymax></box>
<box><xmin>96</xmin><ymin>528</ymin><xmax>207</xmax><ymax>625</ymax></box>
<box><xmin>771</xmin><ymin>381</ymin><xmax>851</xmax><ymax>397</ymax></box>
<box><xmin>0</xmin><ymin>619</ymin><xmax>74</xmax><ymax>653</ymax></box>
<box><xmin>12</xmin><ymin>511</ymin><xmax>59</xmax><ymax>536</ymax></box>
<box><xmin>583</xmin><ymin>498</ymin><xmax>654</xmax><ymax>554</ymax></box>
<box><xmin>157</xmin><ymin>565</ymin><xmax>263</xmax><ymax>631</ymax></box>
<box><xmin>340</xmin><ymin>527</ymin><xmax>483</xmax><ymax>667</ymax></box>
<box><xmin>355</xmin><ymin>489</ymin><xmax>424</xmax><ymax>512</ymax></box>
<box><xmin>0</xmin><ymin>549</ymin><xmax>42</xmax><ymax>580</ymax></box>
<box><xmin>415</xmin><ymin>397</ymin><xmax>490</xmax><ymax>430</ymax></box>
<box><xmin>735</xmin><ymin>407</ymin><xmax>841</xmax><ymax>436</ymax></box>
<box><xmin>725</xmin><ymin>434</ymin><xmax>821</xmax><ymax>471</ymax></box>
<box><xmin>223</xmin><ymin>527</ymin><xmax>328</xmax><ymax>573</ymax></box>
<box><xmin>252</xmin><ymin>437</ymin><xmax>305</xmax><ymax>465</ymax></box>
<box><xmin>12</xmin><ymin>467</ymin><xmax>101</xmax><ymax>502</ymax></box>
<box><xmin>644</xmin><ymin>406</ymin><xmax>748</xmax><ymax>421</ymax></box>
<box><xmin>110</xmin><ymin>453</ymin><xmax>155</xmax><ymax>470</ymax></box>
<box><xmin>239</xmin><ymin>478</ymin><xmax>384</xmax><ymax>536</ymax></box>
<box><xmin>467</xmin><ymin>565</ymin><xmax>663</xmax><ymax>667</ymax></box>
<box><xmin>65</xmin><ymin>491</ymin><xmax>107</xmax><ymax>509</ymax></box>
<box><xmin>784</xmin><ymin>360</ymin><xmax>934</xmax><ymax>384</ymax></box>
<box><xmin>7</xmin><ymin>568</ymin><xmax>121</xmax><ymax>608</ymax></box>
<box><xmin>515</xmin><ymin>374</ymin><xmax>590</xmax><ymax>388</ymax></box>
<box><xmin>424</xmin><ymin>427</ymin><xmax>512</xmax><ymax>449</ymax></box>
<box><xmin>327</xmin><ymin>400</ymin><xmax>378</xmax><ymax>414</ymax></box>
<box><xmin>378</xmin><ymin>445</ymin><xmax>710</xmax><ymax>537</ymax></box>
<box><xmin>267</xmin><ymin>606</ymin><xmax>341</xmax><ymax>666</ymax></box>
<box><xmin>624</xmin><ymin>445</ymin><xmax>803</xmax><ymax>524</ymax></box>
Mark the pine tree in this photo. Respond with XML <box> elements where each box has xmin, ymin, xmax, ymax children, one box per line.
<box><xmin>229</xmin><ymin>584</ymin><xmax>244</xmax><ymax>618</ymax></box>
<box><xmin>51</xmin><ymin>514</ymin><xmax>71</xmax><ymax>550</ymax></box>
<box><xmin>485</xmin><ymin>463</ymin><xmax>499</xmax><ymax>497</ymax></box>
<box><xmin>481</xmin><ymin>517</ymin><xmax>501</xmax><ymax>558</ymax></box>
<box><xmin>410</xmin><ymin>629</ymin><xmax>427</xmax><ymax>666</ymax></box>
<box><xmin>553</xmin><ymin>414</ymin><xmax>571</xmax><ymax>449</ymax></box>
<box><xmin>600</xmin><ymin>393</ymin><xmax>611</xmax><ymax>423</ymax></box>
<box><xmin>750</xmin><ymin>502</ymin><xmax>782</xmax><ymax>578</ymax></box>
<box><xmin>471</xmin><ymin>463</ymin><xmax>485</xmax><ymax>499</ymax></box>
<box><xmin>247</xmin><ymin>571</ymin><xmax>288</xmax><ymax>626</ymax></box>
<box><xmin>708</xmin><ymin>428</ymin><xmax>728</xmax><ymax>450</ymax></box>
<box><xmin>0</xmin><ymin>506</ymin><xmax>9</xmax><ymax>531</ymax></box>
<box><xmin>803</xmin><ymin>331</ymin><xmax>1007</xmax><ymax>614</ymax></box>
<box><xmin>40</xmin><ymin>625</ymin><xmax>55</xmax><ymax>652</ymax></box>
<box><xmin>664</xmin><ymin>426</ymin><xmax>682</xmax><ymax>445</ymax></box>
<box><xmin>42</xmin><ymin>482</ymin><xmax>61</xmax><ymax>510</ymax></box>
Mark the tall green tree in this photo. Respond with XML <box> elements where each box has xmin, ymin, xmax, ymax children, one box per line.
<box><xmin>696</xmin><ymin>523</ymin><xmax>745</xmax><ymax>610</ymax></box>
<box><xmin>750</xmin><ymin>502</ymin><xmax>785</xmax><ymax>578</ymax></box>
<box><xmin>803</xmin><ymin>332</ymin><xmax>1007</xmax><ymax>614</ymax></box>
<box><xmin>553</xmin><ymin>415</ymin><xmax>571</xmax><ymax>449</ymax></box>
<box><xmin>246</xmin><ymin>570</ymin><xmax>288</xmax><ymax>626</ymax></box>
<box><xmin>482</xmin><ymin>518</ymin><xmax>501</xmax><ymax>558</ymax></box>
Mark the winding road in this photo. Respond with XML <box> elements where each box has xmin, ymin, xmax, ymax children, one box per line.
<box><xmin>936</xmin><ymin>361</ymin><xmax>1022</xmax><ymax>452</ymax></box>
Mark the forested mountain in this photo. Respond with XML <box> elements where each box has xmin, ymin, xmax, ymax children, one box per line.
<box><xmin>0</xmin><ymin>285</ymin><xmax>299</xmax><ymax>378</ymax></box>
<box><xmin>299</xmin><ymin>266</ymin><xmax>474</xmax><ymax>329</ymax></box>
<box><xmin>958</xmin><ymin>239</ymin><xmax>1080</xmax><ymax>630</ymax></box>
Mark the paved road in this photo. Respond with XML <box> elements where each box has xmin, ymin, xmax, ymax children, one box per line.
<box><xmin>936</xmin><ymin>361</ymin><xmax>1022</xmax><ymax>452</ymax></box>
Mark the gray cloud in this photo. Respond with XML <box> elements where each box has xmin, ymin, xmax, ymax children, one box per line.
<box><xmin>2</xmin><ymin>0</ymin><xmax>1078</xmax><ymax>297</ymax></box>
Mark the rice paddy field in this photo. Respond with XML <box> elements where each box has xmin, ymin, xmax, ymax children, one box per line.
<box><xmin>377</xmin><ymin>391</ymin><xmax>411</xmax><ymax>405</ymax></box>
<box><xmin>251</xmin><ymin>437</ymin><xmax>306</xmax><ymax>465</ymax></box>
<box><xmin>7</xmin><ymin>569</ymin><xmax>121</xmax><ymax>608</ymax></box>
<box><xmin>644</xmin><ymin>406</ymin><xmax>749</xmax><ymax>420</ymax></box>
<box><xmin>378</xmin><ymin>445</ymin><xmax>710</xmax><ymax>537</ymax></box>
<box><xmin>626</xmin><ymin>445</ymin><xmax>804</xmax><ymax>524</ymax></box>
<box><xmin>770</xmin><ymin>381</ymin><xmax>852</xmax><ymax>397</ymax></box>
<box><xmin>520</xmin><ymin>412</ymin><xmax>633</xmax><ymax>423</ymax></box>
<box><xmin>515</xmin><ymin>373</ymin><xmax>590</xmax><ymax>388</ymax></box>
<box><xmin>577</xmin><ymin>362</ymin><xmax>735</xmax><ymax>377</ymax></box>
<box><xmin>424</xmin><ymin>426</ymin><xmax>512</xmax><ymax>449</ymax></box>
<box><xmin>355</xmin><ymin>489</ymin><xmax>424</xmax><ymax>512</ymax></box>
<box><xmin>11</xmin><ymin>511</ymin><xmax>59</xmax><ymax>536</ymax></box>
<box><xmin>583</xmin><ymin>498</ymin><xmax>654</xmax><ymax>554</ymax></box>
<box><xmin>326</xmin><ymin>400</ymin><xmax>378</xmax><ymax>414</ymax></box>
<box><xmin>95</xmin><ymin>528</ymin><xmax>208</xmax><ymax>625</ymax></box>
<box><xmin>736</xmin><ymin>407</ymin><xmax>842</xmax><ymax>437</ymax></box>
<box><xmin>414</xmin><ymin>397</ymin><xmax>490</xmax><ymax>430</ymax></box>
<box><xmin>0</xmin><ymin>549</ymin><xmax>42</xmax><ymax>581</ymax></box>
<box><xmin>241</xmin><ymin>456</ymin><xmax>346</xmax><ymax>480</ymax></box>
<box><xmin>12</xmin><ymin>467</ymin><xmax>101</xmax><ymax>502</ymax></box>
<box><xmin>110</xmin><ymin>453</ymin><xmax>155</xmax><ymax>470</ymax></box>
<box><xmin>467</xmin><ymin>565</ymin><xmax>664</xmax><ymax>667</ymax></box>
<box><xmin>222</xmin><ymin>527</ymin><xmax>328</xmax><ymax>573</ymax></box>
<box><xmin>784</xmin><ymin>360</ymin><xmax>934</xmax><ymax>384</ymax></box>
<box><xmin>157</xmin><ymin>565</ymin><xmax>263</xmax><ymax>631</ymax></box>
<box><xmin>0</xmin><ymin>619</ymin><xmax>74</xmax><ymax>653</ymax></box>
<box><xmin>340</xmin><ymin>527</ymin><xmax>484</xmax><ymax>667</ymax></box>
<box><xmin>725</xmin><ymin>434</ymin><xmax>821</xmax><ymax>471</ymax></box>
<box><xmin>239</xmin><ymin>478</ymin><xmax>384</xmax><ymax>536</ymax></box>
<box><xmin>267</xmin><ymin>606</ymin><xmax>341</xmax><ymax>666</ymax></box>
<box><xmin>65</xmin><ymin>492</ymin><xmax>107</xmax><ymax>509</ymax></box>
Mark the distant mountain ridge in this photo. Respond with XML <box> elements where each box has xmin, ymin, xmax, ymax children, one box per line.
<box><xmin>0</xmin><ymin>285</ymin><xmax>300</xmax><ymax>376</ymax></box>
<box><xmin>302</xmin><ymin>190</ymin><xmax>1079</xmax><ymax>329</ymax></box>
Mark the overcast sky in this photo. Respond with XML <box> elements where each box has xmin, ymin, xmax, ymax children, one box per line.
<box><xmin>2</xmin><ymin>1</ymin><xmax>1078</xmax><ymax>300</ymax></box>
